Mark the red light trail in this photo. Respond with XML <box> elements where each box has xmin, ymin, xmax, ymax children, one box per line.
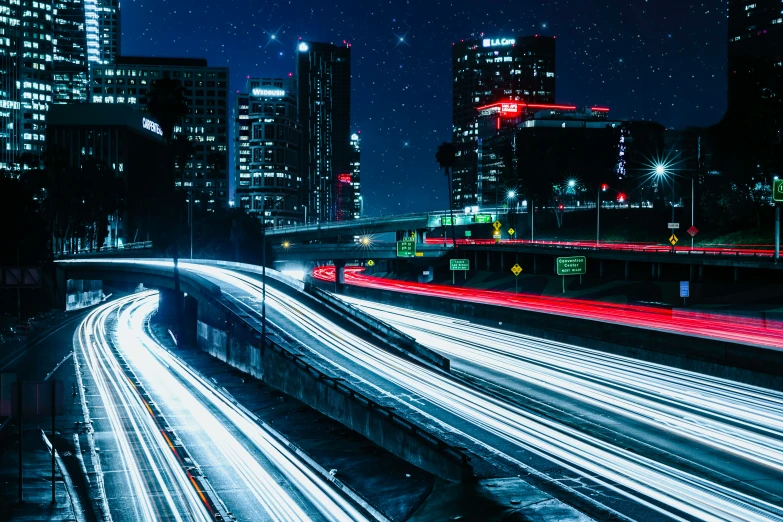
<box><xmin>311</xmin><ymin>266</ymin><xmax>783</xmax><ymax>349</ymax></box>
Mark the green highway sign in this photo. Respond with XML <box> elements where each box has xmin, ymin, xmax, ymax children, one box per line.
<box><xmin>556</xmin><ymin>256</ymin><xmax>587</xmax><ymax>276</ymax></box>
<box><xmin>475</xmin><ymin>214</ymin><xmax>492</xmax><ymax>223</ymax></box>
<box><xmin>450</xmin><ymin>259</ymin><xmax>470</xmax><ymax>271</ymax></box>
<box><xmin>441</xmin><ymin>216</ymin><xmax>453</xmax><ymax>225</ymax></box>
<box><xmin>464</xmin><ymin>230</ymin><xmax>472</xmax><ymax>237</ymax></box>
<box><xmin>774</xmin><ymin>179</ymin><xmax>783</xmax><ymax>202</ymax></box>
<box><xmin>396</xmin><ymin>240</ymin><xmax>416</xmax><ymax>258</ymax></box>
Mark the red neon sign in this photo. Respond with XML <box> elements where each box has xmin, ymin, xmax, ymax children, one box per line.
<box><xmin>591</xmin><ymin>107</ymin><xmax>610</xmax><ymax>112</ymax></box>
<box><xmin>477</xmin><ymin>100</ymin><xmax>588</xmax><ymax>117</ymax></box>
<box><xmin>337</xmin><ymin>173</ymin><xmax>352</xmax><ymax>183</ymax></box>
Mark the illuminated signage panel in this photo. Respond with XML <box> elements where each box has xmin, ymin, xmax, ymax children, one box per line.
<box><xmin>482</xmin><ymin>38</ymin><xmax>516</xmax><ymax>47</ymax></box>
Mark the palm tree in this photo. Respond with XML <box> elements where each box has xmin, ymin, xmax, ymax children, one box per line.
<box><xmin>436</xmin><ymin>142</ymin><xmax>458</xmax><ymax>248</ymax></box>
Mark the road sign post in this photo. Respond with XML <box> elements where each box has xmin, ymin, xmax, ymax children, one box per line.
<box><xmin>511</xmin><ymin>263</ymin><xmax>522</xmax><ymax>294</ymax></box>
<box><xmin>556</xmin><ymin>257</ymin><xmax>586</xmax><ymax>294</ymax></box>
<box><xmin>680</xmin><ymin>280</ymin><xmax>690</xmax><ymax>306</ymax></box>
<box><xmin>450</xmin><ymin>258</ymin><xmax>469</xmax><ymax>284</ymax></box>
<box><xmin>396</xmin><ymin>240</ymin><xmax>416</xmax><ymax>258</ymax></box>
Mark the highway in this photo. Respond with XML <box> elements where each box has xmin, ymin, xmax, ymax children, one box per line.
<box><xmin>312</xmin><ymin>266</ymin><xmax>783</xmax><ymax>348</ymax></box>
<box><xmin>161</xmin><ymin>260</ymin><xmax>783</xmax><ymax>522</ymax></box>
<box><xmin>340</xmin><ymin>296</ymin><xmax>783</xmax><ymax>515</ymax></box>
<box><xmin>75</xmin><ymin>291</ymin><xmax>371</xmax><ymax>522</ymax></box>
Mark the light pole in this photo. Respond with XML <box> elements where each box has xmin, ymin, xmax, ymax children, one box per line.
<box><xmin>691</xmin><ymin>176</ymin><xmax>695</xmax><ymax>250</ymax></box>
<box><xmin>189</xmin><ymin>188</ymin><xmax>194</xmax><ymax>259</ymax></box>
<box><xmin>507</xmin><ymin>190</ymin><xmax>516</xmax><ymax>238</ymax></box>
<box><xmin>597</xmin><ymin>184</ymin><xmax>608</xmax><ymax>245</ymax></box>
<box><xmin>655</xmin><ymin>164</ymin><xmax>676</xmax><ymax>252</ymax></box>
<box><xmin>260</xmin><ymin>193</ymin><xmax>296</xmax><ymax>351</ymax></box>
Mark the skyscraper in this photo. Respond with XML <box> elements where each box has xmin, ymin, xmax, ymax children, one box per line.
<box><xmin>0</xmin><ymin>0</ymin><xmax>55</xmax><ymax>169</ymax></box>
<box><xmin>451</xmin><ymin>35</ymin><xmax>556</xmax><ymax>208</ymax></box>
<box><xmin>84</xmin><ymin>0</ymin><xmax>120</xmax><ymax>65</ymax></box>
<box><xmin>53</xmin><ymin>0</ymin><xmax>89</xmax><ymax>103</ymax></box>
<box><xmin>296</xmin><ymin>40</ymin><xmax>352</xmax><ymax>223</ymax></box>
<box><xmin>90</xmin><ymin>57</ymin><xmax>230</xmax><ymax>210</ymax></box>
<box><xmin>233</xmin><ymin>78</ymin><xmax>303</xmax><ymax>226</ymax></box>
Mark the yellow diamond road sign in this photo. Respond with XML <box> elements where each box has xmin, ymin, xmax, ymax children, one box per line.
<box><xmin>508</xmin><ymin>228</ymin><xmax>515</xmax><ymax>236</ymax></box>
<box><xmin>511</xmin><ymin>263</ymin><xmax>522</xmax><ymax>276</ymax></box>
<box><xmin>669</xmin><ymin>234</ymin><xmax>678</xmax><ymax>246</ymax></box>
<box><xmin>367</xmin><ymin>260</ymin><xmax>375</xmax><ymax>267</ymax></box>
<box><xmin>493</xmin><ymin>220</ymin><xmax>502</xmax><ymax>231</ymax></box>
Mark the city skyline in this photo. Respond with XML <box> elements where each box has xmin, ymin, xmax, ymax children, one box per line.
<box><xmin>122</xmin><ymin>0</ymin><xmax>727</xmax><ymax>217</ymax></box>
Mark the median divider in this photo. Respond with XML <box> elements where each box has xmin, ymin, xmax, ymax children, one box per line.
<box><xmin>191</xmin><ymin>259</ymin><xmax>451</xmax><ymax>373</ymax></box>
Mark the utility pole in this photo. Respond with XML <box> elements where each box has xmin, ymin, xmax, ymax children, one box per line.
<box><xmin>776</xmin><ymin>204</ymin><xmax>780</xmax><ymax>264</ymax></box>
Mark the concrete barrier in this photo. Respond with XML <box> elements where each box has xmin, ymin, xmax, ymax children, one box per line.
<box><xmin>196</xmin><ymin>292</ymin><xmax>472</xmax><ymax>482</ymax></box>
<box><xmin>190</xmin><ymin>259</ymin><xmax>451</xmax><ymax>372</ymax></box>
<box><xmin>306</xmin><ymin>284</ymin><xmax>450</xmax><ymax>372</ymax></box>
<box><xmin>337</xmin><ymin>284</ymin><xmax>783</xmax><ymax>391</ymax></box>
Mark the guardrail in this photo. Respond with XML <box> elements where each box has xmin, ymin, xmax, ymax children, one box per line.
<box><xmin>54</xmin><ymin>241</ymin><xmax>153</xmax><ymax>258</ymax></box>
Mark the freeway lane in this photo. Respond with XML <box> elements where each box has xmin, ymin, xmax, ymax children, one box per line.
<box><xmin>170</xmin><ymin>261</ymin><xmax>782</xmax><ymax>522</ymax></box>
<box><xmin>78</xmin><ymin>292</ymin><xmax>371</xmax><ymax>522</ymax></box>
<box><xmin>340</xmin><ymin>297</ymin><xmax>783</xmax><ymax>508</ymax></box>
<box><xmin>312</xmin><ymin>266</ymin><xmax>783</xmax><ymax>349</ymax></box>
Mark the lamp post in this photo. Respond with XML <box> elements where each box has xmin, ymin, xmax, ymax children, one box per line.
<box><xmin>507</xmin><ymin>190</ymin><xmax>516</xmax><ymax>238</ymax></box>
<box><xmin>655</xmin><ymin>164</ymin><xmax>676</xmax><ymax>252</ymax></box>
<box><xmin>597</xmin><ymin>184</ymin><xmax>608</xmax><ymax>245</ymax></box>
<box><xmin>260</xmin><ymin>193</ymin><xmax>296</xmax><ymax>351</ymax></box>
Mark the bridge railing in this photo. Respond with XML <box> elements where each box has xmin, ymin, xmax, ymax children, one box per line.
<box><xmin>54</xmin><ymin>241</ymin><xmax>153</xmax><ymax>258</ymax></box>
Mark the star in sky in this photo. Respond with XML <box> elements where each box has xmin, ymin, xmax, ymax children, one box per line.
<box><xmin>262</xmin><ymin>26</ymin><xmax>284</xmax><ymax>48</ymax></box>
<box><xmin>394</xmin><ymin>30</ymin><xmax>411</xmax><ymax>47</ymax></box>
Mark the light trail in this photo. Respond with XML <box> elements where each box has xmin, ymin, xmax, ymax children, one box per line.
<box><xmin>76</xmin><ymin>293</ymin><xmax>213</xmax><ymax>522</ymax></box>
<box><xmin>311</xmin><ymin>266</ymin><xmax>783</xmax><ymax>349</ymax></box>
<box><xmin>121</xmin><ymin>294</ymin><xmax>372</xmax><ymax>522</ymax></box>
<box><xmin>173</xmin><ymin>262</ymin><xmax>783</xmax><ymax>522</ymax></box>
<box><xmin>77</xmin><ymin>290</ymin><xmax>371</xmax><ymax>522</ymax></box>
<box><xmin>339</xmin><ymin>297</ymin><xmax>783</xmax><ymax>476</ymax></box>
<box><xmin>423</xmin><ymin>237</ymin><xmax>777</xmax><ymax>256</ymax></box>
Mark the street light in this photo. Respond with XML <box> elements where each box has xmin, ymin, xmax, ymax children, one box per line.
<box><xmin>261</xmin><ymin>193</ymin><xmax>296</xmax><ymax>351</ymax></box>
<box><xmin>655</xmin><ymin>164</ymin><xmax>676</xmax><ymax>252</ymax></box>
<box><xmin>597</xmin><ymin>184</ymin><xmax>608</xmax><ymax>245</ymax></box>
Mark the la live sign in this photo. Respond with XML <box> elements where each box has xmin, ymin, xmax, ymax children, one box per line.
<box><xmin>483</xmin><ymin>38</ymin><xmax>516</xmax><ymax>47</ymax></box>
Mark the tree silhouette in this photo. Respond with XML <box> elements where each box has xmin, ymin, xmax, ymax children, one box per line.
<box><xmin>436</xmin><ymin>142</ymin><xmax>458</xmax><ymax>248</ymax></box>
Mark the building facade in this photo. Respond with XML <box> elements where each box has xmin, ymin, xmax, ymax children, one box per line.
<box><xmin>233</xmin><ymin>77</ymin><xmax>303</xmax><ymax>227</ymax></box>
<box><xmin>53</xmin><ymin>0</ymin><xmax>89</xmax><ymax>103</ymax></box>
<box><xmin>477</xmin><ymin>103</ymin><xmax>622</xmax><ymax>208</ymax></box>
<box><xmin>84</xmin><ymin>0</ymin><xmax>120</xmax><ymax>65</ymax></box>
<box><xmin>297</xmin><ymin>40</ymin><xmax>352</xmax><ymax>223</ymax></box>
<box><xmin>90</xmin><ymin>56</ymin><xmax>230</xmax><ymax>210</ymax></box>
<box><xmin>452</xmin><ymin>35</ymin><xmax>556</xmax><ymax>208</ymax></box>
<box><xmin>0</xmin><ymin>0</ymin><xmax>55</xmax><ymax>169</ymax></box>
<box><xmin>46</xmin><ymin>103</ymin><xmax>167</xmax><ymax>246</ymax></box>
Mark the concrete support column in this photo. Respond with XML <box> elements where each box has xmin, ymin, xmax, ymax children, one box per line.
<box><xmin>486</xmin><ymin>252</ymin><xmax>491</xmax><ymax>271</ymax></box>
<box><xmin>417</xmin><ymin>230</ymin><xmax>427</xmax><ymax>244</ymax></box>
<box><xmin>734</xmin><ymin>267</ymin><xmax>740</xmax><ymax>283</ymax></box>
<box><xmin>698</xmin><ymin>265</ymin><xmax>704</xmax><ymax>282</ymax></box>
<box><xmin>625</xmin><ymin>261</ymin><xmax>630</xmax><ymax>281</ymax></box>
<box><xmin>657</xmin><ymin>263</ymin><xmax>662</xmax><ymax>279</ymax></box>
<box><xmin>652</xmin><ymin>263</ymin><xmax>656</xmax><ymax>279</ymax></box>
<box><xmin>500</xmin><ymin>252</ymin><xmax>505</xmax><ymax>271</ymax></box>
<box><xmin>533</xmin><ymin>255</ymin><xmax>538</xmax><ymax>274</ymax></box>
<box><xmin>181</xmin><ymin>295</ymin><xmax>198</xmax><ymax>347</ymax></box>
<box><xmin>474</xmin><ymin>252</ymin><xmax>478</xmax><ymax>270</ymax></box>
<box><xmin>599</xmin><ymin>260</ymin><xmax>604</xmax><ymax>278</ymax></box>
<box><xmin>334</xmin><ymin>260</ymin><xmax>346</xmax><ymax>289</ymax></box>
<box><xmin>689</xmin><ymin>264</ymin><xmax>695</xmax><ymax>282</ymax></box>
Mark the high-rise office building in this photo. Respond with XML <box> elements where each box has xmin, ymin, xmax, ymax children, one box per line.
<box><xmin>348</xmin><ymin>131</ymin><xmax>361</xmax><ymax>218</ymax></box>
<box><xmin>84</xmin><ymin>0</ymin><xmax>120</xmax><ymax>65</ymax></box>
<box><xmin>90</xmin><ymin>57</ymin><xmax>230</xmax><ymax>210</ymax></box>
<box><xmin>0</xmin><ymin>0</ymin><xmax>55</xmax><ymax>169</ymax></box>
<box><xmin>452</xmin><ymin>35</ymin><xmax>556</xmax><ymax>207</ymax></box>
<box><xmin>296</xmin><ymin>40</ymin><xmax>352</xmax><ymax>222</ymax></box>
<box><xmin>233</xmin><ymin>78</ymin><xmax>303</xmax><ymax>226</ymax></box>
<box><xmin>53</xmin><ymin>0</ymin><xmax>89</xmax><ymax>103</ymax></box>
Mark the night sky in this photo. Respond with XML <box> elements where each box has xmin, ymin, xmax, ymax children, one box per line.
<box><xmin>123</xmin><ymin>0</ymin><xmax>727</xmax><ymax>216</ymax></box>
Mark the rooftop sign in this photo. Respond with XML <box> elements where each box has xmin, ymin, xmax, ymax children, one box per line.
<box><xmin>251</xmin><ymin>88</ymin><xmax>286</xmax><ymax>97</ymax></box>
<box><xmin>142</xmin><ymin>117</ymin><xmax>163</xmax><ymax>136</ymax></box>
<box><xmin>483</xmin><ymin>38</ymin><xmax>516</xmax><ymax>47</ymax></box>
